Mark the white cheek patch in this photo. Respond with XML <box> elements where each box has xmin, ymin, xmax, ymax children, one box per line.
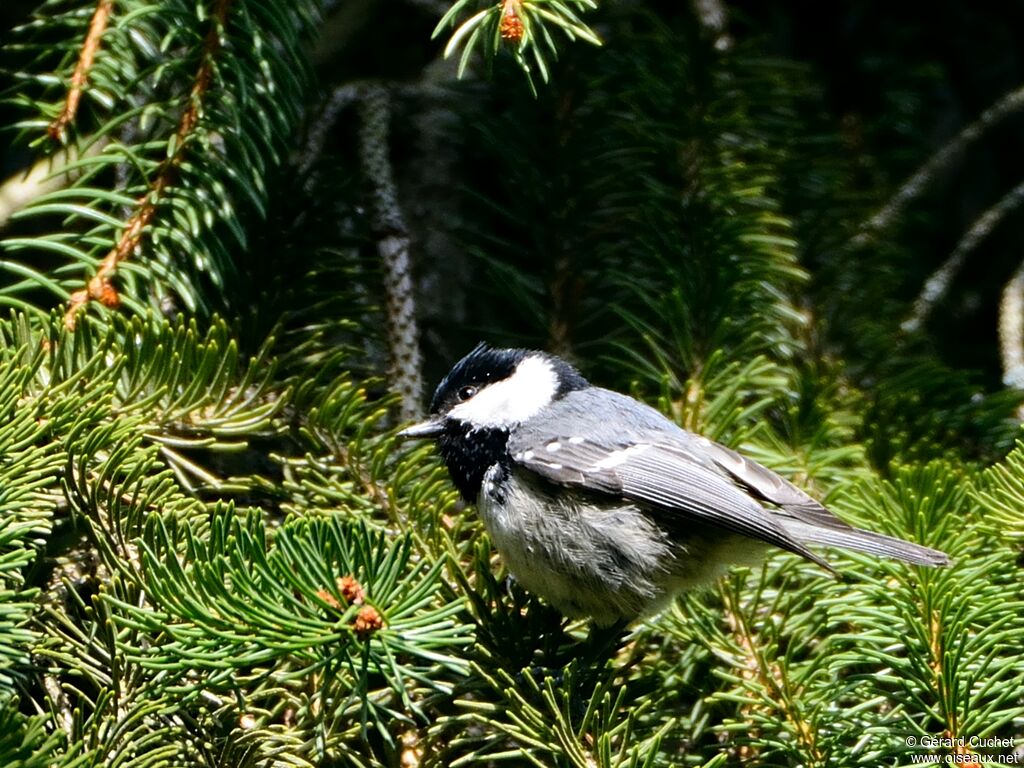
<box><xmin>449</xmin><ymin>355</ymin><xmax>558</xmax><ymax>429</ymax></box>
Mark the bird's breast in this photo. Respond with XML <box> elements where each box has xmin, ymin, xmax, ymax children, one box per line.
<box><xmin>475</xmin><ymin>465</ymin><xmax>679</xmax><ymax>624</ymax></box>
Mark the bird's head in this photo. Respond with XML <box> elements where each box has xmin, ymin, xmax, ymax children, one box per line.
<box><xmin>397</xmin><ymin>344</ymin><xmax>588</xmax><ymax>440</ymax></box>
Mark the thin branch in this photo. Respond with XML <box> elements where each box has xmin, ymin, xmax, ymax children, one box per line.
<box><xmin>48</xmin><ymin>0</ymin><xmax>113</xmax><ymax>143</ymax></box>
<box><xmin>720</xmin><ymin>582</ymin><xmax>825</xmax><ymax>766</ymax></box>
<box><xmin>298</xmin><ymin>83</ymin><xmax>362</xmax><ymax>181</ymax></box>
<box><xmin>926</xmin><ymin>610</ymin><xmax>978</xmax><ymax>762</ymax></box>
<box><xmin>42</xmin><ymin>674</ymin><xmax>74</xmax><ymax>740</ymax></box>
<box><xmin>851</xmin><ymin>84</ymin><xmax>1024</xmax><ymax>250</ymax></box>
<box><xmin>298</xmin><ymin>80</ymin><xmax>454</xmax><ymax>182</ymax></box>
<box><xmin>903</xmin><ymin>178</ymin><xmax>1024</xmax><ymax>333</ymax></box>
<box><xmin>358</xmin><ymin>85</ymin><xmax>424</xmax><ymax>420</ymax></box>
<box><xmin>549</xmin><ymin>249</ymin><xmax>577</xmax><ymax>357</ymax></box>
<box><xmin>999</xmin><ymin>259</ymin><xmax>1024</xmax><ymax>390</ymax></box>
<box><xmin>64</xmin><ymin>0</ymin><xmax>233</xmax><ymax>329</ymax></box>
<box><xmin>0</xmin><ymin>140</ymin><xmax>108</xmax><ymax>230</ymax></box>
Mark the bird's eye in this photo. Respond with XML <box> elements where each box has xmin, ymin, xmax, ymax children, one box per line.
<box><xmin>457</xmin><ymin>385</ymin><xmax>477</xmax><ymax>401</ymax></box>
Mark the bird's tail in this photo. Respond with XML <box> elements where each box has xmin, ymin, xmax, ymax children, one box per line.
<box><xmin>781</xmin><ymin>520</ymin><xmax>950</xmax><ymax>567</ymax></box>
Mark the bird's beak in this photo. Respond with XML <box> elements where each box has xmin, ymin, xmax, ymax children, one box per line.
<box><xmin>396</xmin><ymin>418</ymin><xmax>444</xmax><ymax>440</ymax></box>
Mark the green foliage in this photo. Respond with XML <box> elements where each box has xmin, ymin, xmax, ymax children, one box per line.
<box><xmin>0</xmin><ymin>698</ymin><xmax>64</xmax><ymax>768</ymax></box>
<box><xmin>0</xmin><ymin>326</ymin><xmax>58</xmax><ymax>685</ymax></box>
<box><xmin>453</xmin><ymin>14</ymin><xmax>811</xmax><ymax>431</ymax></box>
<box><xmin>1</xmin><ymin>1</ymin><xmax>1023</xmax><ymax>766</ymax></box>
<box><xmin>127</xmin><ymin>513</ymin><xmax>468</xmax><ymax>678</ymax></box>
<box><xmin>435</xmin><ymin>0</ymin><xmax>601</xmax><ymax>92</ymax></box>
<box><xmin>1</xmin><ymin>0</ymin><xmax>319</xmax><ymax>320</ymax></box>
<box><xmin>826</xmin><ymin>463</ymin><xmax>1024</xmax><ymax>763</ymax></box>
<box><xmin>0</xmin><ymin>308</ymin><xmax>471</xmax><ymax>766</ymax></box>
<box><xmin>975</xmin><ymin>440</ymin><xmax>1024</xmax><ymax>543</ymax></box>
<box><xmin>613</xmin><ymin>458</ymin><xmax>1024</xmax><ymax>768</ymax></box>
<box><xmin>450</xmin><ymin>659</ymin><xmax>674</xmax><ymax>768</ymax></box>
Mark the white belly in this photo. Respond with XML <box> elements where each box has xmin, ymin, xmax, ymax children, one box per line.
<box><xmin>475</xmin><ymin>466</ymin><xmax>771</xmax><ymax>624</ymax></box>
<box><xmin>476</xmin><ymin>467</ymin><xmax>676</xmax><ymax>625</ymax></box>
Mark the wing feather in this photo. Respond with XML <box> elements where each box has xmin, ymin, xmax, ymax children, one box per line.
<box><xmin>507</xmin><ymin>387</ymin><xmax>947</xmax><ymax>569</ymax></box>
<box><xmin>511</xmin><ymin>436</ymin><xmax>831</xmax><ymax>569</ymax></box>
<box><xmin>700</xmin><ymin>441</ymin><xmax>854</xmax><ymax>531</ymax></box>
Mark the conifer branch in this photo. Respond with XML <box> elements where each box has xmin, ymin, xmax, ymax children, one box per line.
<box><xmin>433</xmin><ymin>0</ymin><xmax>601</xmax><ymax>90</ymax></box>
<box><xmin>298</xmin><ymin>84</ymin><xmax>361</xmax><ymax>182</ymax></box>
<box><xmin>903</xmin><ymin>178</ymin><xmax>1024</xmax><ymax>333</ymax></box>
<box><xmin>3</xmin><ymin>7</ymin><xmax>1024</xmax><ymax>765</ymax></box>
<box><xmin>0</xmin><ymin>140</ymin><xmax>107</xmax><ymax>229</ymax></box>
<box><xmin>925</xmin><ymin>609</ymin><xmax>976</xmax><ymax>762</ymax></box>
<box><xmin>358</xmin><ymin>85</ymin><xmax>424</xmax><ymax>420</ymax></box>
<box><xmin>47</xmin><ymin>0</ymin><xmax>113</xmax><ymax>144</ymax></box>
<box><xmin>850</xmin><ymin>84</ymin><xmax>1024</xmax><ymax>250</ymax></box>
<box><xmin>63</xmin><ymin>0</ymin><xmax>233</xmax><ymax>329</ymax></box>
<box><xmin>720</xmin><ymin>583</ymin><xmax>824</xmax><ymax>766</ymax></box>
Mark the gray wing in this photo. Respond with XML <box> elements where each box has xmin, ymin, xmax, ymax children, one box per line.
<box><xmin>510</xmin><ymin>388</ymin><xmax>948</xmax><ymax>568</ymax></box>
<box><xmin>696</xmin><ymin>440</ymin><xmax>854</xmax><ymax>531</ymax></box>
<box><xmin>509</xmin><ymin>398</ymin><xmax>830</xmax><ymax>569</ymax></box>
<box><xmin>695</xmin><ymin>440</ymin><xmax>948</xmax><ymax>565</ymax></box>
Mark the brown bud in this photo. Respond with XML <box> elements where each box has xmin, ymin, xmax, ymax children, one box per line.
<box><xmin>351</xmin><ymin>605</ymin><xmax>384</xmax><ymax>637</ymax></box>
<box><xmin>97</xmin><ymin>280</ymin><xmax>120</xmax><ymax>308</ymax></box>
<box><xmin>316</xmin><ymin>589</ymin><xmax>342</xmax><ymax>610</ymax></box>
<box><xmin>500</xmin><ymin>0</ymin><xmax>524</xmax><ymax>42</ymax></box>
<box><xmin>338</xmin><ymin>574</ymin><xmax>365</xmax><ymax>604</ymax></box>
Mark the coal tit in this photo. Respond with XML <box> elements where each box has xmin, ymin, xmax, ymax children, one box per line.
<box><xmin>399</xmin><ymin>344</ymin><xmax>949</xmax><ymax>626</ymax></box>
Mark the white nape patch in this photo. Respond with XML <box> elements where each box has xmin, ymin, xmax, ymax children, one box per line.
<box><xmin>589</xmin><ymin>443</ymin><xmax>651</xmax><ymax>471</ymax></box>
<box><xmin>568</xmin><ymin>436</ymin><xmax>585</xmax><ymax>445</ymax></box>
<box><xmin>546</xmin><ymin>442</ymin><xmax>561</xmax><ymax>452</ymax></box>
<box><xmin>449</xmin><ymin>355</ymin><xmax>558</xmax><ymax>430</ymax></box>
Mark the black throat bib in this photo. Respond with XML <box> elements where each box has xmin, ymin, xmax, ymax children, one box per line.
<box><xmin>437</xmin><ymin>421</ymin><xmax>510</xmax><ymax>502</ymax></box>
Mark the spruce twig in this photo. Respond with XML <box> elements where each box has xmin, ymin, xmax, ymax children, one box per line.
<box><xmin>719</xmin><ymin>581</ymin><xmax>825</xmax><ymax>766</ymax></box>
<box><xmin>47</xmin><ymin>0</ymin><xmax>113</xmax><ymax>144</ymax></box>
<box><xmin>63</xmin><ymin>0</ymin><xmax>234</xmax><ymax>329</ymax></box>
